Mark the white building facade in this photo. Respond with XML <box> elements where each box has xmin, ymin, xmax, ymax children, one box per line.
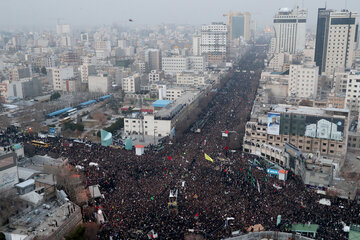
<box><xmin>288</xmin><ymin>63</ymin><xmax>319</xmax><ymax>99</ymax></box>
<box><xmin>345</xmin><ymin>71</ymin><xmax>360</xmax><ymax>111</ymax></box>
<box><xmin>176</xmin><ymin>72</ymin><xmax>206</xmax><ymax>86</ymax></box>
<box><xmin>200</xmin><ymin>22</ymin><xmax>228</xmax><ymax>63</ymax></box>
<box><xmin>162</xmin><ymin>56</ymin><xmax>205</xmax><ymax>74</ymax></box>
<box><xmin>122</xmin><ymin>74</ymin><xmax>141</xmax><ymax>93</ymax></box>
<box><xmin>88</xmin><ymin>74</ymin><xmax>110</xmax><ymax>93</ymax></box>
<box><xmin>124</xmin><ymin>115</ymin><xmax>172</xmax><ymax>137</ymax></box>
<box><xmin>273</xmin><ymin>7</ymin><xmax>307</xmax><ymax>54</ymax></box>
<box><xmin>324</xmin><ymin>11</ymin><xmax>358</xmax><ymax>75</ymax></box>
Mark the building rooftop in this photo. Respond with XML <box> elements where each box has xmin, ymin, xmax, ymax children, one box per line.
<box><xmin>18</xmin><ymin>167</ymin><xmax>41</xmax><ymax>181</ymax></box>
<box><xmin>272</xmin><ymin>104</ymin><xmax>348</xmax><ymax>118</ymax></box>
<box><xmin>3</xmin><ymin>200</ymin><xmax>80</xmax><ymax>238</ymax></box>
<box><xmin>152</xmin><ymin>99</ymin><xmax>172</xmax><ymax>108</ymax></box>
<box><xmin>155</xmin><ymin>91</ymin><xmax>200</xmax><ymax>119</ymax></box>
<box><xmin>35</xmin><ymin>174</ymin><xmax>55</xmax><ymax>186</ymax></box>
<box><xmin>15</xmin><ymin>179</ymin><xmax>35</xmax><ymax>189</ymax></box>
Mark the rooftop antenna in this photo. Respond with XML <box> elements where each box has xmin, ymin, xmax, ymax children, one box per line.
<box><xmin>325</xmin><ymin>1</ymin><xmax>327</xmax><ymax>9</ymax></box>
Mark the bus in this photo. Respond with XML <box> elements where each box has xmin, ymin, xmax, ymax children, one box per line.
<box><xmin>66</xmin><ymin>108</ymin><xmax>77</xmax><ymax>116</ymax></box>
<box><xmin>59</xmin><ymin>117</ymin><xmax>72</xmax><ymax>124</ymax></box>
<box><xmin>31</xmin><ymin>140</ymin><xmax>49</xmax><ymax>147</ymax></box>
<box><xmin>110</xmin><ymin>145</ymin><xmax>123</xmax><ymax>149</ymax></box>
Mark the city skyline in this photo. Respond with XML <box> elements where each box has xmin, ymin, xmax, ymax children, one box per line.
<box><xmin>0</xmin><ymin>0</ymin><xmax>359</xmax><ymax>30</ymax></box>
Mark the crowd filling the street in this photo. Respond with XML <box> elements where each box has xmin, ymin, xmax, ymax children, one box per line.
<box><xmin>2</xmin><ymin>46</ymin><xmax>360</xmax><ymax>240</ymax></box>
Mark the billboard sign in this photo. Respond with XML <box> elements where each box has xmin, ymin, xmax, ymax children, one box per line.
<box><xmin>267</xmin><ymin>168</ymin><xmax>279</xmax><ymax>175</ymax></box>
<box><xmin>305</xmin><ymin>117</ymin><xmax>344</xmax><ymax>141</ymax></box>
<box><xmin>49</xmin><ymin>128</ymin><xmax>56</xmax><ymax>134</ymax></box>
<box><xmin>267</xmin><ymin>112</ymin><xmax>280</xmax><ymax>135</ymax></box>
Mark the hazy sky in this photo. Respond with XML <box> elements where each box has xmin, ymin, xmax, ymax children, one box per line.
<box><xmin>0</xmin><ymin>0</ymin><xmax>359</xmax><ymax>29</ymax></box>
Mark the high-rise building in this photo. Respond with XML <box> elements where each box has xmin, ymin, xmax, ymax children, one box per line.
<box><xmin>314</xmin><ymin>8</ymin><xmax>358</xmax><ymax>75</ymax></box>
<box><xmin>273</xmin><ymin>7</ymin><xmax>307</xmax><ymax>54</ymax></box>
<box><xmin>225</xmin><ymin>11</ymin><xmax>251</xmax><ymax>42</ymax></box>
<box><xmin>94</xmin><ymin>40</ymin><xmax>111</xmax><ymax>59</ymax></box>
<box><xmin>192</xmin><ymin>36</ymin><xmax>201</xmax><ymax>56</ymax></box>
<box><xmin>200</xmin><ymin>22</ymin><xmax>228</xmax><ymax>63</ymax></box>
<box><xmin>145</xmin><ymin>49</ymin><xmax>162</xmax><ymax>72</ymax></box>
<box><xmin>56</xmin><ymin>24</ymin><xmax>71</xmax><ymax>35</ymax></box>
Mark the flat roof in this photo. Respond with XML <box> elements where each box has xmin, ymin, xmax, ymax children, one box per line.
<box><xmin>15</xmin><ymin>179</ymin><xmax>35</xmax><ymax>188</ymax></box>
<box><xmin>152</xmin><ymin>100</ymin><xmax>172</xmax><ymax>108</ymax></box>
<box><xmin>6</xmin><ymin>200</ymin><xmax>80</xmax><ymax>238</ymax></box>
<box><xmin>155</xmin><ymin>91</ymin><xmax>200</xmax><ymax>119</ymax></box>
<box><xmin>80</xmin><ymin>100</ymin><xmax>96</xmax><ymax>106</ymax></box>
<box><xmin>272</xmin><ymin>105</ymin><xmax>348</xmax><ymax>117</ymax></box>
<box><xmin>47</xmin><ymin>107</ymin><xmax>73</xmax><ymax>117</ymax></box>
<box><xmin>18</xmin><ymin>167</ymin><xmax>40</xmax><ymax>180</ymax></box>
<box><xmin>35</xmin><ymin>174</ymin><xmax>55</xmax><ymax>185</ymax></box>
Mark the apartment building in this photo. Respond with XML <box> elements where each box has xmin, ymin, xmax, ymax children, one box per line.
<box><xmin>79</xmin><ymin>64</ymin><xmax>96</xmax><ymax>83</ymax></box>
<box><xmin>162</xmin><ymin>56</ymin><xmax>205</xmax><ymax>74</ymax></box>
<box><xmin>51</xmin><ymin>66</ymin><xmax>75</xmax><ymax>91</ymax></box>
<box><xmin>288</xmin><ymin>62</ymin><xmax>319</xmax><ymax>99</ymax></box>
<box><xmin>345</xmin><ymin>70</ymin><xmax>360</xmax><ymax>111</ymax></box>
<box><xmin>88</xmin><ymin>74</ymin><xmax>111</xmax><ymax>93</ymax></box>
<box><xmin>122</xmin><ymin>74</ymin><xmax>141</xmax><ymax>93</ymax></box>
<box><xmin>149</xmin><ymin>70</ymin><xmax>164</xmax><ymax>82</ymax></box>
<box><xmin>176</xmin><ymin>72</ymin><xmax>206</xmax><ymax>86</ymax></box>
<box><xmin>165</xmin><ymin>88</ymin><xmax>184</xmax><ymax>100</ymax></box>
<box><xmin>314</xmin><ymin>8</ymin><xmax>358</xmax><ymax>74</ymax></box>
<box><xmin>200</xmin><ymin>22</ymin><xmax>228</xmax><ymax>63</ymax></box>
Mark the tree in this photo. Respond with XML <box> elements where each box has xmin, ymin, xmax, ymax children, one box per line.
<box><xmin>0</xmin><ymin>232</ymin><xmax>5</xmax><ymax>240</ymax></box>
<box><xmin>41</xmin><ymin>66</ymin><xmax>47</xmax><ymax>75</ymax></box>
<box><xmin>63</xmin><ymin>122</ymin><xmax>84</xmax><ymax>132</ymax></box>
<box><xmin>97</xmin><ymin>118</ymin><xmax>124</xmax><ymax>137</ymax></box>
<box><xmin>50</xmin><ymin>92</ymin><xmax>61</xmax><ymax>101</ymax></box>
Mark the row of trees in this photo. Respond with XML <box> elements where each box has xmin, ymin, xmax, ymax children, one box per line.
<box><xmin>63</xmin><ymin>122</ymin><xmax>85</xmax><ymax>132</ymax></box>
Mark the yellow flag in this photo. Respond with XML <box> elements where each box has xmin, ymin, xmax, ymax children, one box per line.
<box><xmin>204</xmin><ymin>153</ymin><xmax>214</xmax><ymax>163</ymax></box>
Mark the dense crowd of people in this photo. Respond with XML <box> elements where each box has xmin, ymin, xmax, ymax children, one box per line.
<box><xmin>2</xmin><ymin>45</ymin><xmax>360</xmax><ymax>239</ymax></box>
